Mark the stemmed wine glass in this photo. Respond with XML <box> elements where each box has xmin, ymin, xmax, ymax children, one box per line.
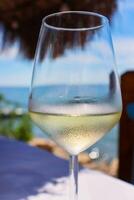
<box><xmin>29</xmin><ymin>11</ymin><xmax>122</xmax><ymax>200</ymax></box>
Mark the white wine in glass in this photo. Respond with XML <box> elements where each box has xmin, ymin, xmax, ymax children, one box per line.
<box><xmin>29</xmin><ymin>11</ymin><xmax>122</xmax><ymax>200</ymax></box>
<box><xmin>30</xmin><ymin>106</ymin><xmax>121</xmax><ymax>155</ymax></box>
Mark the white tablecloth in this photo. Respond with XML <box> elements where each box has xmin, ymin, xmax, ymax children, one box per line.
<box><xmin>0</xmin><ymin>137</ymin><xmax>134</xmax><ymax>200</ymax></box>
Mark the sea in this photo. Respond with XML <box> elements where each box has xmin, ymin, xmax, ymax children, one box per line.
<box><xmin>0</xmin><ymin>86</ymin><xmax>119</xmax><ymax>161</ymax></box>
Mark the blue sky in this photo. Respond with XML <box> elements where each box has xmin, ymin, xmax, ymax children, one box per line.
<box><xmin>0</xmin><ymin>40</ymin><xmax>33</xmax><ymax>86</ymax></box>
<box><xmin>0</xmin><ymin>0</ymin><xmax>134</xmax><ymax>86</ymax></box>
<box><xmin>0</xmin><ymin>53</ymin><xmax>33</xmax><ymax>86</ymax></box>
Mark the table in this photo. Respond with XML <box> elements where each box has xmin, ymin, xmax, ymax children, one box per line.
<box><xmin>0</xmin><ymin>137</ymin><xmax>134</xmax><ymax>200</ymax></box>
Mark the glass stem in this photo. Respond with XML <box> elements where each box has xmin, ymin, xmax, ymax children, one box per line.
<box><xmin>69</xmin><ymin>155</ymin><xmax>78</xmax><ymax>200</ymax></box>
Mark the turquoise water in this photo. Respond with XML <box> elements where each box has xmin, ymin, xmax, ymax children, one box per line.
<box><xmin>0</xmin><ymin>87</ymin><xmax>29</xmax><ymax>108</ymax></box>
<box><xmin>0</xmin><ymin>86</ymin><xmax>118</xmax><ymax>160</ymax></box>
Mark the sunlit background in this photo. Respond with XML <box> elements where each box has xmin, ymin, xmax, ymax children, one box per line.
<box><xmin>0</xmin><ymin>0</ymin><xmax>133</xmax><ymax>176</ymax></box>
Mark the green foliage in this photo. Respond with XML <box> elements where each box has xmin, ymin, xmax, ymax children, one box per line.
<box><xmin>0</xmin><ymin>114</ymin><xmax>33</xmax><ymax>142</ymax></box>
<box><xmin>0</xmin><ymin>93</ymin><xmax>33</xmax><ymax>142</ymax></box>
<box><xmin>0</xmin><ymin>94</ymin><xmax>5</xmax><ymax>101</ymax></box>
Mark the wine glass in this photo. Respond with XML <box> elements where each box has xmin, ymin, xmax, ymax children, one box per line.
<box><xmin>29</xmin><ymin>11</ymin><xmax>122</xmax><ymax>200</ymax></box>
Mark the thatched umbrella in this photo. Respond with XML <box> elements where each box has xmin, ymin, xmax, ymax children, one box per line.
<box><xmin>0</xmin><ymin>0</ymin><xmax>117</xmax><ymax>59</ymax></box>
